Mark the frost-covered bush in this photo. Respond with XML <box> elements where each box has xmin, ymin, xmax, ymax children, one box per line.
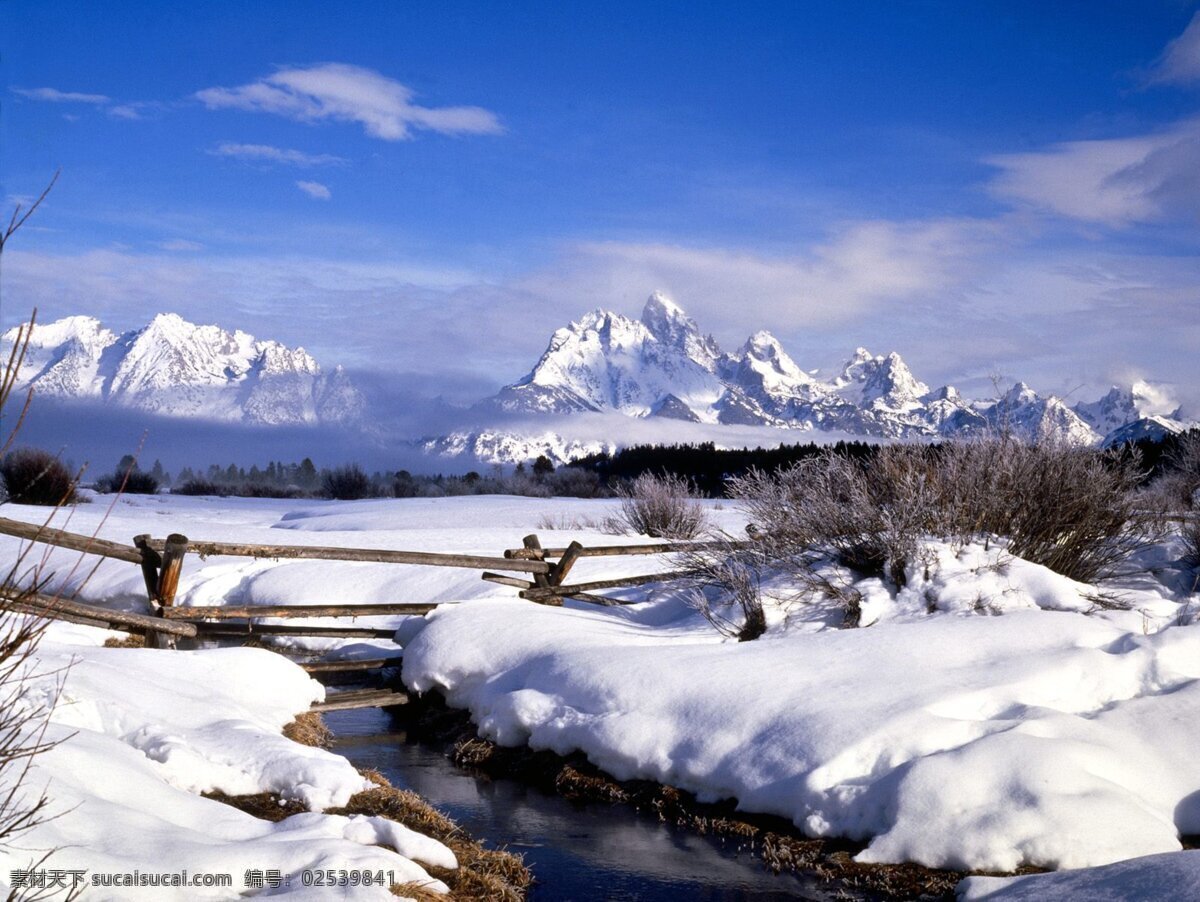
<box><xmin>1182</xmin><ymin>518</ymin><xmax>1200</xmax><ymax>569</ymax></box>
<box><xmin>321</xmin><ymin>464</ymin><xmax>373</xmax><ymax>500</ymax></box>
<box><xmin>0</xmin><ymin>447</ymin><xmax>76</xmax><ymax>506</ymax></box>
<box><xmin>732</xmin><ymin>439</ymin><xmax>1155</xmax><ymax>587</ymax></box>
<box><xmin>683</xmin><ymin>539</ymin><xmax>767</xmax><ymax>641</ymax></box>
<box><xmin>1153</xmin><ymin>432</ymin><xmax>1200</xmax><ymax>511</ymax></box>
<box><xmin>611</xmin><ymin>473</ymin><xmax>708</xmax><ymax>539</ymax></box>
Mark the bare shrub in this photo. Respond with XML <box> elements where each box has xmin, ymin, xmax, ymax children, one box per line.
<box><xmin>0</xmin><ymin>180</ymin><xmax>79</xmax><ymax>865</ymax></box>
<box><xmin>933</xmin><ymin>438</ymin><xmax>1157</xmax><ymax>583</ymax></box>
<box><xmin>682</xmin><ymin>539</ymin><xmax>767</xmax><ymax>641</ymax></box>
<box><xmin>1153</xmin><ymin>432</ymin><xmax>1200</xmax><ymax>511</ymax></box>
<box><xmin>321</xmin><ymin>464</ymin><xmax>372</xmax><ymax>500</ymax></box>
<box><xmin>732</xmin><ymin>438</ymin><xmax>1157</xmax><ymax>589</ymax></box>
<box><xmin>610</xmin><ymin>473</ymin><xmax>709</xmax><ymax>539</ymax></box>
<box><xmin>94</xmin><ymin>455</ymin><xmax>160</xmax><ymax>495</ymax></box>
<box><xmin>1183</xmin><ymin>517</ymin><xmax>1200</xmax><ymax>569</ymax></box>
<box><xmin>0</xmin><ymin>448</ymin><xmax>76</xmax><ymax>506</ymax></box>
<box><xmin>172</xmin><ymin>478</ymin><xmax>225</xmax><ymax>497</ymax></box>
<box><xmin>535</xmin><ymin>512</ymin><xmax>612</xmax><ymax>532</ymax></box>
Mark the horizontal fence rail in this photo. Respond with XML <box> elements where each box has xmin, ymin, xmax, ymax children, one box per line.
<box><xmin>503</xmin><ymin>540</ymin><xmax>747</xmax><ymax>560</ymax></box>
<box><xmin>163</xmin><ymin>602</ymin><xmax>439</xmax><ymax>620</ymax></box>
<box><xmin>3</xmin><ymin>589</ymin><xmax>198</xmax><ymax>638</ymax></box>
<box><xmin>148</xmin><ymin>537</ymin><xmax>551</xmax><ymax>573</ymax></box>
<box><xmin>0</xmin><ymin>516</ymin><xmax>144</xmax><ymax>563</ymax></box>
<box><xmin>0</xmin><ymin>513</ymin><xmax>721</xmax><ymax>645</ymax></box>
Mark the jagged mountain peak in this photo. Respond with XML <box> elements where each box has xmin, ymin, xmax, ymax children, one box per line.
<box><xmin>736</xmin><ymin>330</ymin><xmax>810</xmax><ymax>385</ymax></box>
<box><xmin>442</xmin><ymin>294</ymin><xmax>1189</xmax><ymax>464</ymax></box>
<box><xmin>7</xmin><ymin>314</ymin><xmax>113</xmax><ymax>349</ymax></box>
<box><xmin>2</xmin><ymin>312</ymin><xmax>363</xmax><ymax>428</ymax></box>
<box><xmin>640</xmin><ymin>291</ymin><xmax>721</xmax><ymax>369</ymax></box>
<box><xmin>833</xmin><ymin>347</ymin><xmax>928</xmax><ymax>409</ymax></box>
<box><xmin>1002</xmin><ymin>381</ymin><xmax>1040</xmax><ymax>406</ymax></box>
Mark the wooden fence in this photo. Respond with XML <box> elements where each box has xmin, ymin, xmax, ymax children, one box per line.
<box><xmin>0</xmin><ymin>514</ymin><xmax>709</xmax><ymax>704</ymax></box>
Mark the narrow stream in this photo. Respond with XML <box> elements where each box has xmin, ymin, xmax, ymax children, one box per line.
<box><xmin>326</xmin><ymin>708</ymin><xmax>838</xmax><ymax>901</ymax></box>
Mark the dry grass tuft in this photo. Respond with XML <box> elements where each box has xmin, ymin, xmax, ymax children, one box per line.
<box><xmin>452</xmin><ymin>736</ymin><xmax>497</xmax><ymax>768</ymax></box>
<box><xmin>391</xmin><ymin>882</ymin><xmax>446</xmax><ymax>901</ymax></box>
<box><xmin>555</xmin><ymin>765</ymin><xmax>629</xmax><ymax>803</ymax></box>
<box><xmin>201</xmin><ymin>790</ymin><xmax>308</xmax><ymax>822</ymax></box>
<box><xmin>283</xmin><ymin>711</ymin><xmax>332</xmax><ymax>749</ymax></box>
<box><xmin>103</xmin><ymin>634</ymin><xmax>146</xmax><ymax>648</ymax></box>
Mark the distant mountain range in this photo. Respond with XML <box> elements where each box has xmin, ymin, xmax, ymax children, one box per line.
<box><xmin>424</xmin><ymin>292</ymin><xmax>1194</xmax><ymax>463</ymax></box>
<box><xmin>6</xmin><ymin>302</ymin><xmax>1192</xmax><ymax>467</ymax></box>
<box><xmin>2</xmin><ymin>313</ymin><xmax>365</xmax><ymax>428</ymax></box>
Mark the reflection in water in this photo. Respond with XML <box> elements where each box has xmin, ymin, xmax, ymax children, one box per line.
<box><xmin>327</xmin><ymin>709</ymin><xmax>834</xmax><ymax>901</ymax></box>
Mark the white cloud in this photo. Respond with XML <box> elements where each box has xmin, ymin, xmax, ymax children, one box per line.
<box><xmin>108</xmin><ymin>105</ymin><xmax>142</xmax><ymax>120</ymax></box>
<box><xmin>526</xmin><ymin>217</ymin><xmax>1004</xmax><ymax>340</ymax></box>
<box><xmin>195</xmin><ymin>63</ymin><xmax>503</xmax><ymax>140</ymax></box>
<box><xmin>295</xmin><ymin>180</ymin><xmax>332</xmax><ymax>200</ymax></box>
<box><xmin>157</xmin><ymin>239</ymin><xmax>205</xmax><ymax>252</ymax></box>
<box><xmin>5</xmin><ymin>229</ymin><xmax>1199</xmax><ymax>415</ymax></box>
<box><xmin>1146</xmin><ymin>12</ymin><xmax>1200</xmax><ymax>86</ymax></box>
<box><xmin>210</xmin><ymin>143</ymin><xmax>346</xmax><ymax>167</ymax></box>
<box><xmin>12</xmin><ymin>86</ymin><xmax>110</xmax><ymax>104</ymax></box>
<box><xmin>986</xmin><ymin>119</ymin><xmax>1200</xmax><ymax>225</ymax></box>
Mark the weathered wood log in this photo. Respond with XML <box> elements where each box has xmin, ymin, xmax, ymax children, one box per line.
<box><xmin>156</xmin><ymin>534</ymin><xmax>188</xmax><ymax>608</ymax></box>
<box><xmin>505</xmin><ymin>540</ymin><xmax>747</xmax><ymax>560</ymax></box>
<box><xmin>526</xmin><ymin>569</ymin><xmax>696</xmax><ymax>597</ymax></box>
<box><xmin>3</xmin><ymin>590</ymin><xmax>198</xmax><ymax>637</ymax></box>
<box><xmin>163</xmin><ymin>602</ymin><xmax>437</xmax><ymax>620</ymax></box>
<box><xmin>548</xmin><ymin>541</ymin><xmax>584</xmax><ymax>586</ymax></box>
<box><xmin>147</xmin><ymin>537</ymin><xmax>551</xmax><ymax>573</ymax></box>
<box><xmin>192</xmin><ymin>623</ymin><xmax>399</xmax><ymax>639</ymax></box>
<box><xmin>0</xmin><ymin>516</ymin><xmax>143</xmax><ymax>563</ymax></box>
<box><xmin>300</xmin><ymin>657</ymin><xmax>404</xmax><ymax>673</ymax></box>
<box><xmin>522</xmin><ymin>534</ymin><xmax>552</xmax><ymax>589</ymax></box>
<box><xmin>481</xmin><ymin>572</ymin><xmax>536</xmax><ymax>590</ymax></box>
<box><xmin>311</xmin><ymin>688</ymin><xmax>409</xmax><ymax>712</ymax></box>
<box><xmin>520</xmin><ymin>589</ymin><xmax>625</xmax><ymax>607</ymax></box>
<box><xmin>146</xmin><ymin>533</ymin><xmax>187</xmax><ymax>649</ymax></box>
<box><xmin>133</xmin><ymin>534</ymin><xmax>163</xmax><ymax>607</ymax></box>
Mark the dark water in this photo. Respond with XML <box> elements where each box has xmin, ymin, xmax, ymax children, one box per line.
<box><xmin>326</xmin><ymin>708</ymin><xmax>835</xmax><ymax>901</ymax></box>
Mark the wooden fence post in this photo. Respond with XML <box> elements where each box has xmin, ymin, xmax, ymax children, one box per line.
<box><xmin>135</xmin><ymin>532</ymin><xmax>188</xmax><ymax>648</ymax></box>
<box><xmin>522</xmin><ymin>534</ymin><xmax>562</xmax><ymax>606</ymax></box>
<box><xmin>548</xmin><ymin>541</ymin><xmax>584</xmax><ymax>586</ymax></box>
<box><xmin>156</xmin><ymin>534</ymin><xmax>189</xmax><ymax>610</ymax></box>
<box><xmin>133</xmin><ymin>534</ymin><xmax>162</xmax><ymax>608</ymax></box>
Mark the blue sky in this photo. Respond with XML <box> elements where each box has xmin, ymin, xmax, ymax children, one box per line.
<box><xmin>3</xmin><ymin>1</ymin><xmax>1199</xmax><ymax>410</ymax></box>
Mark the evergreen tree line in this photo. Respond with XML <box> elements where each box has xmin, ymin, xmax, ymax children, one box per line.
<box><xmin>71</xmin><ymin>428</ymin><xmax>1198</xmax><ymax>501</ymax></box>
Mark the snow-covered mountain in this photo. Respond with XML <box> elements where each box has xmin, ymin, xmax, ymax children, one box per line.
<box><xmin>2</xmin><ymin>313</ymin><xmax>366</xmax><ymax>427</ymax></box>
<box><xmin>428</xmin><ymin>292</ymin><xmax>1192</xmax><ymax>464</ymax></box>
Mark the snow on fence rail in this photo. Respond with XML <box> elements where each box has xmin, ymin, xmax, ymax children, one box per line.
<box><xmin>0</xmin><ymin>516</ymin><xmax>718</xmax><ymax>709</ymax></box>
<box><xmin>0</xmin><ymin>516</ymin><xmax>702</xmax><ymax>632</ymax></box>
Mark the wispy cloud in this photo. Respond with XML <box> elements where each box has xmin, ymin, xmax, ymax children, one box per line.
<box><xmin>210</xmin><ymin>143</ymin><xmax>346</xmax><ymax>167</ymax></box>
<box><xmin>529</xmin><ymin>217</ymin><xmax>1005</xmax><ymax>335</ymax></box>
<box><xmin>12</xmin><ymin>86</ymin><xmax>110</xmax><ymax>104</ymax></box>
<box><xmin>986</xmin><ymin>119</ymin><xmax>1200</xmax><ymax>226</ymax></box>
<box><xmin>108</xmin><ymin>104</ymin><xmax>142</xmax><ymax>120</ymax></box>
<box><xmin>296</xmin><ymin>180</ymin><xmax>332</xmax><ymax>200</ymax></box>
<box><xmin>1145</xmin><ymin>12</ymin><xmax>1200</xmax><ymax>86</ymax></box>
<box><xmin>195</xmin><ymin>63</ymin><xmax>503</xmax><ymax>140</ymax></box>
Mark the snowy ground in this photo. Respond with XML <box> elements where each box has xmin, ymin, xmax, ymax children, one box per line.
<box><xmin>2</xmin><ymin>492</ymin><xmax>1199</xmax><ymax>898</ymax></box>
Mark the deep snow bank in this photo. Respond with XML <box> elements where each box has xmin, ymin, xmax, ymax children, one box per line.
<box><xmin>402</xmin><ymin>542</ymin><xmax>1200</xmax><ymax>873</ymax></box>
<box><xmin>0</xmin><ymin>623</ymin><xmax>454</xmax><ymax>900</ymax></box>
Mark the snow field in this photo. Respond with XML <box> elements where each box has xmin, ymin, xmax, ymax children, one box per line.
<box><xmin>1</xmin><ymin>493</ymin><xmax>1198</xmax><ymax>897</ymax></box>
<box><xmin>0</xmin><ymin>623</ymin><xmax>455</xmax><ymax>899</ymax></box>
